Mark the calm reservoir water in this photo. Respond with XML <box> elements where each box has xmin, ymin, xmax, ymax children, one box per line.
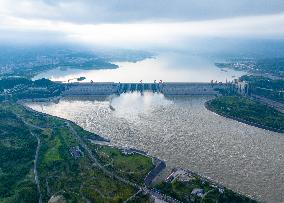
<box><xmin>26</xmin><ymin>93</ymin><xmax>284</xmax><ymax>203</ymax></box>
<box><xmin>33</xmin><ymin>53</ymin><xmax>244</xmax><ymax>83</ymax></box>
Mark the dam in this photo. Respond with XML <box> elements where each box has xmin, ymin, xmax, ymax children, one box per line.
<box><xmin>61</xmin><ymin>82</ymin><xmax>228</xmax><ymax>96</ymax></box>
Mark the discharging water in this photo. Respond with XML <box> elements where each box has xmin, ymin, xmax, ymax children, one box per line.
<box><xmin>26</xmin><ymin>93</ymin><xmax>284</xmax><ymax>203</ymax></box>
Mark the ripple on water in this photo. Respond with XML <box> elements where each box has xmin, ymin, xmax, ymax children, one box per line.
<box><xmin>26</xmin><ymin>93</ymin><xmax>284</xmax><ymax>203</ymax></box>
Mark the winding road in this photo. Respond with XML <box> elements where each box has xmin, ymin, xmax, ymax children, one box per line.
<box><xmin>18</xmin><ymin>117</ymin><xmax>43</xmax><ymax>203</ymax></box>
<box><xmin>16</xmin><ymin>105</ymin><xmax>176</xmax><ymax>203</ymax></box>
<box><xmin>33</xmin><ymin>132</ymin><xmax>43</xmax><ymax>203</ymax></box>
<box><xmin>66</xmin><ymin>121</ymin><xmax>179</xmax><ymax>203</ymax></box>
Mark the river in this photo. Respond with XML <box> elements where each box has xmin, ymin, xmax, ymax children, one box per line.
<box><xmin>26</xmin><ymin>93</ymin><xmax>284</xmax><ymax>203</ymax></box>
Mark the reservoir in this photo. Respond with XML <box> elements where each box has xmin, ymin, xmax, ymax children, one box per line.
<box><xmin>26</xmin><ymin>93</ymin><xmax>284</xmax><ymax>203</ymax></box>
<box><xmin>33</xmin><ymin>53</ymin><xmax>244</xmax><ymax>83</ymax></box>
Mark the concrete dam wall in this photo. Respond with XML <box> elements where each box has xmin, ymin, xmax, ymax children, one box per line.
<box><xmin>62</xmin><ymin>82</ymin><xmax>227</xmax><ymax>96</ymax></box>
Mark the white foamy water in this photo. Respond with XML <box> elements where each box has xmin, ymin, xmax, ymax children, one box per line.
<box><xmin>26</xmin><ymin>94</ymin><xmax>284</xmax><ymax>203</ymax></box>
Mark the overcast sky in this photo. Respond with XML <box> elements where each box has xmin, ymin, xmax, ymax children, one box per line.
<box><xmin>0</xmin><ymin>0</ymin><xmax>283</xmax><ymax>48</ymax></box>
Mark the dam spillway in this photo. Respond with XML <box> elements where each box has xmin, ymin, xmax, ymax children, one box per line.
<box><xmin>61</xmin><ymin>82</ymin><xmax>228</xmax><ymax>96</ymax></box>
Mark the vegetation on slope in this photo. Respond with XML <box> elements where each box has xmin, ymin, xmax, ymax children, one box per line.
<box><xmin>206</xmin><ymin>96</ymin><xmax>284</xmax><ymax>132</ymax></box>
<box><xmin>0</xmin><ymin>78</ymin><xmax>65</xmax><ymax>101</ymax></box>
<box><xmin>156</xmin><ymin>178</ymin><xmax>257</xmax><ymax>203</ymax></box>
<box><xmin>240</xmin><ymin>75</ymin><xmax>284</xmax><ymax>103</ymax></box>
<box><xmin>0</xmin><ymin>104</ymin><xmax>38</xmax><ymax>202</ymax></box>
<box><xmin>0</xmin><ymin>103</ymin><xmax>154</xmax><ymax>202</ymax></box>
<box><xmin>92</xmin><ymin>145</ymin><xmax>154</xmax><ymax>184</ymax></box>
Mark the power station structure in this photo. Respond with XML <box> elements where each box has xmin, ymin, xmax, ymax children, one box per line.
<box><xmin>61</xmin><ymin>81</ymin><xmax>229</xmax><ymax>97</ymax></box>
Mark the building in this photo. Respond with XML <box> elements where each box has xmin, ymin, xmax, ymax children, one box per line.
<box><xmin>191</xmin><ymin>188</ymin><xmax>204</xmax><ymax>197</ymax></box>
<box><xmin>70</xmin><ymin>146</ymin><xmax>83</xmax><ymax>158</ymax></box>
<box><xmin>234</xmin><ymin>80</ymin><xmax>250</xmax><ymax>95</ymax></box>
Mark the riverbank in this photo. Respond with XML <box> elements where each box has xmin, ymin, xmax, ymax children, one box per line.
<box><xmin>86</xmin><ymin>140</ymin><xmax>166</xmax><ymax>186</ymax></box>
<box><xmin>155</xmin><ymin>168</ymin><xmax>258</xmax><ymax>203</ymax></box>
<box><xmin>18</xmin><ymin>100</ymin><xmax>169</xmax><ymax>199</ymax></box>
<box><xmin>25</xmin><ymin>95</ymin><xmax>284</xmax><ymax>202</ymax></box>
<box><xmin>205</xmin><ymin>96</ymin><xmax>284</xmax><ymax>133</ymax></box>
<box><xmin>1</xmin><ymin>101</ymin><xmax>159</xmax><ymax>202</ymax></box>
<box><xmin>18</xmin><ymin>99</ymin><xmax>109</xmax><ymax>142</ymax></box>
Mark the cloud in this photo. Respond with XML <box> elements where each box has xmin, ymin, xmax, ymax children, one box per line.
<box><xmin>1</xmin><ymin>0</ymin><xmax>284</xmax><ymax>23</ymax></box>
<box><xmin>1</xmin><ymin>11</ymin><xmax>284</xmax><ymax>48</ymax></box>
<box><xmin>0</xmin><ymin>0</ymin><xmax>283</xmax><ymax>48</ymax></box>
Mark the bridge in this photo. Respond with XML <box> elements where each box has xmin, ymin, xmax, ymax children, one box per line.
<box><xmin>62</xmin><ymin>82</ymin><xmax>228</xmax><ymax>96</ymax></box>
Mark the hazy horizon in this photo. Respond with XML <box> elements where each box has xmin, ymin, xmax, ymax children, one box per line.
<box><xmin>0</xmin><ymin>0</ymin><xmax>283</xmax><ymax>52</ymax></box>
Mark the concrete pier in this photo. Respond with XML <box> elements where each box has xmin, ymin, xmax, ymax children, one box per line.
<box><xmin>62</xmin><ymin>82</ymin><xmax>228</xmax><ymax>96</ymax></box>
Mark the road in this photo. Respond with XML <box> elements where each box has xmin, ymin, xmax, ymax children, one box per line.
<box><xmin>17</xmin><ymin>116</ymin><xmax>43</xmax><ymax>203</ymax></box>
<box><xmin>250</xmin><ymin>94</ymin><xmax>284</xmax><ymax>113</ymax></box>
<box><xmin>66</xmin><ymin>121</ymin><xmax>180</xmax><ymax>203</ymax></box>
<box><xmin>33</xmin><ymin>132</ymin><xmax>43</xmax><ymax>203</ymax></box>
<box><xmin>16</xmin><ymin>106</ymin><xmax>177</xmax><ymax>203</ymax></box>
<box><xmin>65</xmin><ymin>121</ymin><xmax>140</xmax><ymax>188</ymax></box>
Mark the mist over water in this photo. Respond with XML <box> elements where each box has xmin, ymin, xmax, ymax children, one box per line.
<box><xmin>26</xmin><ymin>93</ymin><xmax>284</xmax><ymax>203</ymax></box>
<box><xmin>111</xmin><ymin>92</ymin><xmax>173</xmax><ymax>121</ymax></box>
